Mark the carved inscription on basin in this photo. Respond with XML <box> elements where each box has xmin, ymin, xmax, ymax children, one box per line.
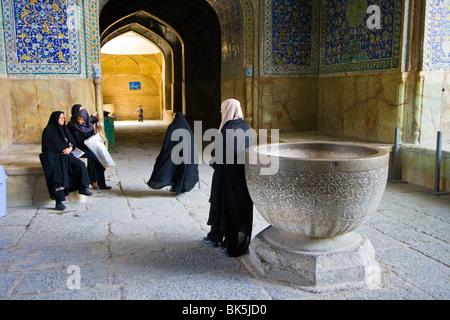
<box><xmin>245</xmin><ymin>142</ymin><xmax>389</xmax><ymax>239</ymax></box>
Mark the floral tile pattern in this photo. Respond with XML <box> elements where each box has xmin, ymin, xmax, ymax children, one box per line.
<box><xmin>320</xmin><ymin>0</ymin><xmax>403</xmax><ymax>74</ymax></box>
<box><xmin>2</xmin><ymin>0</ymin><xmax>90</xmax><ymax>78</ymax></box>
<box><xmin>262</xmin><ymin>0</ymin><xmax>319</xmax><ymax>75</ymax></box>
<box><xmin>423</xmin><ymin>0</ymin><xmax>450</xmax><ymax>71</ymax></box>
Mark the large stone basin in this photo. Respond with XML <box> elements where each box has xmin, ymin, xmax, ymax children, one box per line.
<box><xmin>245</xmin><ymin>142</ymin><xmax>389</xmax><ymax>239</ymax></box>
<box><xmin>243</xmin><ymin>142</ymin><xmax>389</xmax><ymax>291</ymax></box>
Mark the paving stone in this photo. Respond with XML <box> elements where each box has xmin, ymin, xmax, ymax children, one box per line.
<box><xmin>0</xmin><ymin>272</ymin><xmax>19</xmax><ymax>297</ymax></box>
<box><xmin>0</xmin><ymin>226</ymin><xmax>27</xmax><ymax>249</ymax></box>
<box><xmin>121</xmin><ymin>272</ymin><xmax>272</xmax><ymax>300</ymax></box>
<box><xmin>1</xmin><ymin>122</ymin><xmax>449</xmax><ymax>300</ymax></box>
<box><xmin>13</xmin><ymin>264</ymin><xmax>110</xmax><ymax>296</ymax></box>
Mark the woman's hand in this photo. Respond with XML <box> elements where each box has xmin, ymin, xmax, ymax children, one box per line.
<box><xmin>62</xmin><ymin>145</ymin><xmax>73</xmax><ymax>155</ymax></box>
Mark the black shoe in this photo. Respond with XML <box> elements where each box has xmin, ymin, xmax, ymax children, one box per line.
<box><xmin>79</xmin><ymin>188</ymin><xmax>92</xmax><ymax>196</ymax></box>
<box><xmin>219</xmin><ymin>244</ymin><xmax>229</xmax><ymax>256</ymax></box>
<box><xmin>99</xmin><ymin>185</ymin><xmax>112</xmax><ymax>190</ymax></box>
<box><xmin>55</xmin><ymin>202</ymin><xmax>66</xmax><ymax>211</ymax></box>
<box><xmin>202</xmin><ymin>237</ymin><xmax>218</xmax><ymax>248</ymax></box>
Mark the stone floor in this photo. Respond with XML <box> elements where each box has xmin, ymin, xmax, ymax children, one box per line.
<box><xmin>0</xmin><ymin>121</ymin><xmax>449</xmax><ymax>301</ymax></box>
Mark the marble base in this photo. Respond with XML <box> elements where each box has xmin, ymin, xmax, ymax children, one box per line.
<box><xmin>243</xmin><ymin>226</ymin><xmax>381</xmax><ymax>293</ymax></box>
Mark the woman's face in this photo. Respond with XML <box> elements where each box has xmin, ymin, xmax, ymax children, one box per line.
<box><xmin>77</xmin><ymin>116</ymin><xmax>85</xmax><ymax>125</ymax></box>
<box><xmin>58</xmin><ymin>113</ymin><xmax>65</xmax><ymax>126</ymax></box>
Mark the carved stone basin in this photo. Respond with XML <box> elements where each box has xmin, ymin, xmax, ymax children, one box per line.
<box><xmin>245</xmin><ymin>142</ymin><xmax>389</xmax><ymax>239</ymax></box>
<box><xmin>243</xmin><ymin>142</ymin><xmax>389</xmax><ymax>292</ymax></box>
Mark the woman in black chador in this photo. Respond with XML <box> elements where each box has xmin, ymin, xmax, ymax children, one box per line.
<box><xmin>67</xmin><ymin>105</ymin><xmax>111</xmax><ymax>190</ymax></box>
<box><xmin>40</xmin><ymin>111</ymin><xmax>92</xmax><ymax>210</ymax></box>
<box><xmin>147</xmin><ymin>113</ymin><xmax>199</xmax><ymax>195</ymax></box>
<box><xmin>203</xmin><ymin>99</ymin><xmax>254</xmax><ymax>257</ymax></box>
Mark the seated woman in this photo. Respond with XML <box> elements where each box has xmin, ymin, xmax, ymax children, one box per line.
<box><xmin>67</xmin><ymin>106</ymin><xmax>111</xmax><ymax>190</ymax></box>
<box><xmin>71</xmin><ymin>104</ymin><xmax>99</xmax><ymax>127</ymax></box>
<box><xmin>40</xmin><ymin>111</ymin><xmax>92</xmax><ymax>211</ymax></box>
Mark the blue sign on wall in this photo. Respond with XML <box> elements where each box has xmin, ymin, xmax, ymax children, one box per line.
<box><xmin>129</xmin><ymin>82</ymin><xmax>141</xmax><ymax>90</ymax></box>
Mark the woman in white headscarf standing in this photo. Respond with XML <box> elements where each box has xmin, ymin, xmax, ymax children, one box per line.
<box><xmin>203</xmin><ymin>99</ymin><xmax>254</xmax><ymax>257</ymax></box>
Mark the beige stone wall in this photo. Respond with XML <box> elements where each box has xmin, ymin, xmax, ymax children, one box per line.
<box><xmin>318</xmin><ymin>73</ymin><xmax>402</xmax><ymax>143</ymax></box>
<box><xmin>420</xmin><ymin>71</ymin><xmax>450</xmax><ymax>141</ymax></box>
<box><xmin>221</xmin><ymin>76</ymin><xmax>318</xmax><ymax>132</ymax></box>
<box><xmin>401</xmin><ymin>145</ymin><xmax>450</xmax><ymax>192</ymax></box>
<box><xmin>0</xmin><ymin>78</ymin><xmax>13</xmax><ymax>151</ymax></box>
<box><xmin>2</xmin><ymin>78</ymin><xmax>95</xmax><ymax>146</ymax></box>
<box><xmin>221</xmin><ymin>76</ymin><xmax>246</xmax><ymax>116</ymax></box>
<box><xmin>259</xmin><ymin>77</ymin><xmax>318</xmax><ymax>131</ymax></box>
<box><xmin>101</xmin><ymin>53</ymin><xmax>164</xmax><ymax>121</ymax></box>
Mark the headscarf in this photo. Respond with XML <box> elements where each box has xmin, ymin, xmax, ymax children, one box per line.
<box><xmin>41</xmin><ymin>111</ymin><xmax>75</xmax><ymax>153</ymax></box>
<box><xmin>70</xmin><ymin>104</ymin><xmax>82</xmax><ymax>122</ymax></box>
<box><xmin>70</xmin><ymin>108</ymin><xmax>95</xmax><ymax>133</ymax></box>
<box><xmin>219</xmin><ymin>99</ymin><xmax>243</xmax><ymax>131</ymax></box>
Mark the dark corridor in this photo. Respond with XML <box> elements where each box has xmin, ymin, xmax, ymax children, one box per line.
<box><xmin>100</xmin><ymin>0</ymin><xmax>222</xmax><ymax>130</ymax></box>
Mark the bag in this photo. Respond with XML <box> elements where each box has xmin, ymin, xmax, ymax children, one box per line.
<box><xmin>84</xmin><ymin>133</ymin><xmax>116</xmax><ymax>168</ymax></box>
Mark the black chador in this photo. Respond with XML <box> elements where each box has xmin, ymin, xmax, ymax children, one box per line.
<box><xmin>147</xmin><ymin>113</ymin><xmax>199</xmax><ymax>195</ymax></box>
<box><xmin>207</xmin><ymin>118</ymin><xmax>254</xmax><ymax>257</ymax></box>
<box><xmin>40</xmin><ymin>111</ymin><xmax>91</xmax><ymax>205</ymax></box>
<box><xmin>67</xmin><ymin>107</ymin><xmax>110</xmax><ymax>190</ymax></box>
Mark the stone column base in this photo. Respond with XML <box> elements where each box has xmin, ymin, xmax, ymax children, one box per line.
<box><xmin>242</xmin><ymin>226</ymin><xmax>381</xmax><ymax>293</ymax></box>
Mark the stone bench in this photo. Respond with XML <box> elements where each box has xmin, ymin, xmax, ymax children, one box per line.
<box><xmin>0</xmin><ymin>144</ymin><xmax>88</xmax><ymax>207</ymax></box>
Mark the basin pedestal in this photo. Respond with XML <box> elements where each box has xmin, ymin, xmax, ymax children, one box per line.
<box><xmin>244</xmin><ymin>142</ymin><xmax>389</xmax><ymax>293</ymax></box>
<box><xmin>243</xmin><ymin>226</ymin><xmax>381</xmax><ymax>293</ymax></box>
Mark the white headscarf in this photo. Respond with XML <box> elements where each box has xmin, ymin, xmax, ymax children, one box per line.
<box><xmin>219</xmin><ymin>99</ymin><xmax>243</xmax><ymax>131</ymax></box>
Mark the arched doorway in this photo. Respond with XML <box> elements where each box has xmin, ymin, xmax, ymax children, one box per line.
<box><xmin>99</xmin><ymin>0</ymin><xmax>222</xmax><ymax>130</ymax></box>
<box><xmin>101</xmin><ymin>30</ymin><xmax>166</xmax><ymax>121</ymax></box>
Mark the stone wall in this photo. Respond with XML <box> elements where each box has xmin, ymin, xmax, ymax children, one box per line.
<box><xmin>0</xmin><ymin>78</ymin><xmax>12</xmax><ymax>150</ymax></box>
<box><xmin>259</xmin><ymin>77</ymin><xmax>318</xmax><ymax>131</ymax></box>
<box><xmin>101</xmin><ymin>53</ymin><xmax>164</xmax><ymax>121</ymax></box>
<box><xmin>319</xmin><ymin>72</ymin><xmax>402</xmax><ymax>143</ymax></box>
<box><xmin>420</xmin><ymin>71</ymin><xmax>450</xmax><ymax>142</ymax></box>
<box><xmin>317</xmin><ymin>0</ymin><xmax>403</xmax><ymax>143</ymax></box>
<box><xmin>6</xmin><ymin>79</ymin><xmax>96</xmax><ymax>145</ymax></box>
<box><xmin>0</xmin><ymin>0</ymin><xmax>100</xmax><ymax>149</ymax></box>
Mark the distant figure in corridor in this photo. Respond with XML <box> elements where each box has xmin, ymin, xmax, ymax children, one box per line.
<box><xmin>39</xmin><ymin>111</ymin><xmax>92</xmax><ymax>211</ymax></box>
<box><xmin>203</xmin><ymin>99</ymin><xmax>254</xmax><ymax>257</ymax></box>
<box><xmin>67</xmin><ymin>105</ymin><xmax>111</xmax><ymax>190</ymax></box>
<box><xmin>147</xmin><ymin>113</ymin><xmax>199</xmax><ymax>195</ymax></box>
<box><xmin>135</xmin><ymin>106</ymin><xmax>144</xmax><ymax>122</ymax></box>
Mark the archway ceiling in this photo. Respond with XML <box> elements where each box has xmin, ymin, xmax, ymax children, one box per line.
<box><xmin>101</xmin><ymin>10</ymin><xmax>180</xmax><ymax>48</ymax></box>
<box><xmin>99</xmin><ymin>0</ymin><xmax>242</xmax><ymax>33</ymax></box>
<box><xmin>99</xmin><ymin>0</ymin><xmax>246</xmax><ymax>77</ymax></box>
<box><xmin>100</xmin><ymin>0</ymin><xmax>222</xmax><ymax>43</ymax></box>
<box><xmin>102</xmin><ymin>22</ymin><xmax>174</xmax><ymax>82</ymax></box>
<box><xmin>102</xmin><ymin>23</ymin><xmax>172</xmax><ymax>58</ymax></box>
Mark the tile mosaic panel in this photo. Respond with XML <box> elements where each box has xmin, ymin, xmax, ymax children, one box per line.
<box><xmin>423</xmin><ymin>0</ymin><xmax>450</xmax><ymax>71</ymax></box>
<box><xmin>89</xmin><ymin>0</ymin><xmax>101</xmax><ymax>78</ymax></box>
<box><xmin>207</xmin><ymin>0</ymin><xmax>245</xmax><ymax>77</ymax></box>
<box><xmin>320</xmin><ymin>0</ymin><xmax>403</xmax><ymax>74</ymax></box>
<box><xmin>2</xmin><ymin>0</ymin><xmax>89</xmax><ymax>78</ymax></box>
<box><xmin>0</xmin><ymin>1</ymin><xmax>6</xmax><ymax>75</ymax></box>
<box><xmin>242</xmin><ymin>0</ymin><xmax>255</xmax><ymax>66</ymax></box>
<box><xmin>263</xmin><ymin>0</ymin><xmax>319</xmax><ymax>75</ymax></box>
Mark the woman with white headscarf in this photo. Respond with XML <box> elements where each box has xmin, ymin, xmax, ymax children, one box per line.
<box><xmin>203</xmin><ymin>99</ymin><xmax>254</xmax><ymax>257</ymax></box>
